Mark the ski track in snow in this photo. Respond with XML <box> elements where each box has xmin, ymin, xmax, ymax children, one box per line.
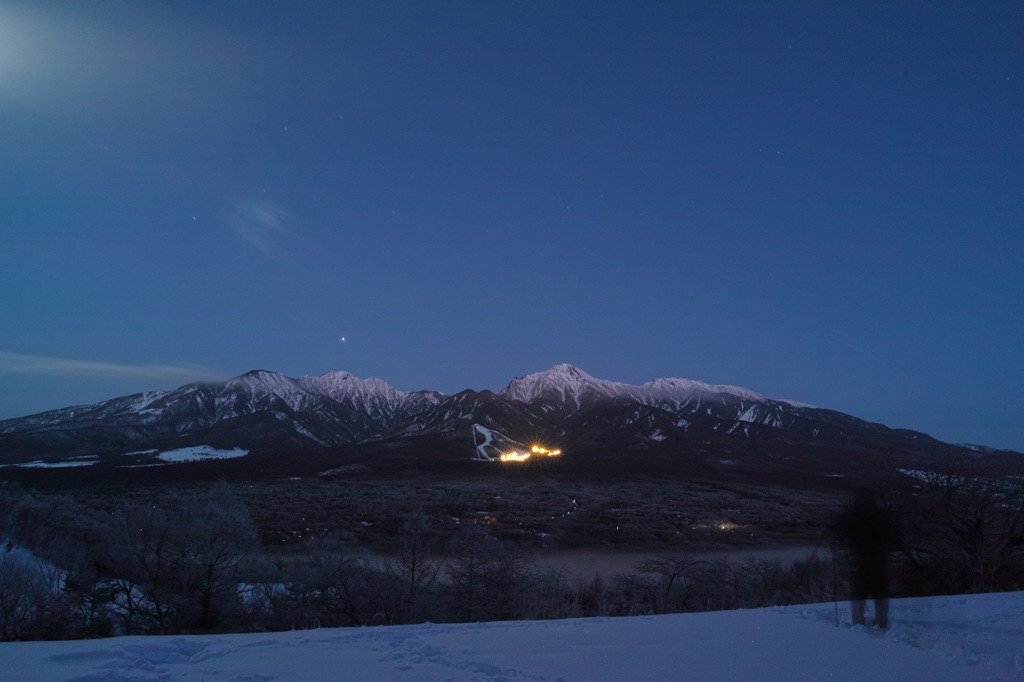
<box><xmin>473</xmin><ymin>424</ymin><xmax>529</xmax><ymax>461</ymax></box>
<box><xmin>3</xmin><ymin>593</ymin><xmax>1024</xmax><ymax>681</ymax></box>
<box><xmin>474</xmin><ymin>424</ymin><xmax>497</xmax><ymax>461</ymax></box>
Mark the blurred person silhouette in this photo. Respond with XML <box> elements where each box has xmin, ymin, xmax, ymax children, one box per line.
<box><xmin>833</xmin><ymin>488</ymin><xmax>896</xmax><ymax>628</ymax></box>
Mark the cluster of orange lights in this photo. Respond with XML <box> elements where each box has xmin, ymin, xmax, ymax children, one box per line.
<box><xmin>499</xmin><ymin>445</ymin><xmax>562</xmax><ymax>462</ymax></box>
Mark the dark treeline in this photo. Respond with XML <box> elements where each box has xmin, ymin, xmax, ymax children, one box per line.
<box><xmin>2</xmin><ymin>467</ymin><xmax>1023</xmax><ymax>641</ymax></box>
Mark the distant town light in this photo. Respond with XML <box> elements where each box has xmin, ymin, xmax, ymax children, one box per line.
<box><xmin>500</xmin><ymin>445</ymin><xmax>562</xmax><ymax>462</ymax></box>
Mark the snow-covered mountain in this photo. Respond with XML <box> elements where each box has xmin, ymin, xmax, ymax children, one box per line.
<box><xmin>0</xmin><ymin>364</ymin><xmax>1007</xmax><ymax>474</ymax></box>
<box><xmin>0</xmin><ymin>368</ymin><xmax>442</xmax><ymax>459</ymax></box>
<box><xmin>500</xmin><ymin>364</ymin><xmax>792</xmax><ymax>428</ymax></box>
<box><xmin>298</xmin><ymin>370</ymin><xmax>444</xmax><ymax>421</ymax></box>
<box><xmin>501</xmin><ymin>364</ymin><xmax>768</xmax><ymax>409</ymax></box>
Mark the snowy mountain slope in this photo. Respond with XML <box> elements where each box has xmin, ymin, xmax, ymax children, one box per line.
<box><xmin>500</xmin><ymin>364</ymin><xmax>637</xmax><ymax>408</ymax></box>
<box><xmin>0</xmin><ymin>369</ymin><xmax>441</xmax><ymax>460</ymax></box>
<box><xmin>2</xmin><ymin>592</ymin><xmax>1020</xmax><ymax>681</ymax></box>
<box><xmin>386</xmin><ymin>389</ymin><xmax>555</xmax><ymax>442</ymax></box>
<box><xmin>471</xmin><ymin>424</ymin><xmax>534</xmax><ymax>461</ymax></box>
<box><xmin>298</xmin><ymin>370</ymin><xmax>444</xmax><ymax>422</ymax></box>
<box><xmin>500</xmin><ymin>364</ymin><xmax>800</xmax><ymax>431</ymax></box>
<box><xmin>0</xmin><ymin>364</ymin><xmax>1004</xmax><ymax>472</ymax></box>
<box><xmin>501</xmin><ymin>364</ymin><xmax>771</xmax><ymax>409</ymax></box>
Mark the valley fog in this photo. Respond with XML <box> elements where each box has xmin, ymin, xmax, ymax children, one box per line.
<box><xmin>535</xmin><ymin>545</ymin><xmax>825</xmax><ymax>579</ymax></box>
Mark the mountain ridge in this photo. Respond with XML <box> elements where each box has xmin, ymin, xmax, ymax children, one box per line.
<box><xmin>0</xmin><ymin>364</ymin><xmax>1015</xmax><ymax>477</ymax></box>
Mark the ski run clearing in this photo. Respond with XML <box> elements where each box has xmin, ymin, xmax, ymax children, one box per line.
<box><xmin>3</xmin><ymin>592</ymin><xmax>1023</xmax><ymax>681</ymax></box>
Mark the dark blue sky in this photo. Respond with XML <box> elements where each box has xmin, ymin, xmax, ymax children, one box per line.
<box><xmin>2</xmin><ymin>1</ymin><xmax>1022</xmax><ymax>450</ymax></box>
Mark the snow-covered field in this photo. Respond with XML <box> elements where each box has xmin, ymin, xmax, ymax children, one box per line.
<box><xmin>2</xmin><ymin>592</ymin><xmax>1022</xmax><ymax>681</ymax></box>
<box><xmin>0</xmin><ymin>445</ymin><xmax>248</xmax><ymax>468</ymax></box>
<box><xmin>147</xmin><ymin>445</ymin><xmax>248</xmax><ymax>463</ymax></box>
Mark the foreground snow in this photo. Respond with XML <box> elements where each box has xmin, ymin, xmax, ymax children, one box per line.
<box><xmin>2</xmin><ymin>592</ymin><xmax>1023</xmax><ymax>681</ymax></box>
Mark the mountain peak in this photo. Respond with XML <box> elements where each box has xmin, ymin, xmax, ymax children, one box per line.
<box><xmin>523</xmin><ymin>363</ymin><xmax>593</xmax><ymax>379</ymax></box>
<box><xmin>549</xmin><ymin>362</ymin><xmax>584</xmax><ymax>373</ymax></box>
<box><xmin>499</xmin><ymin>364</ymin><xmax>629</xmax><ymax>407</ymax></box>
<box><xmin>236</xmin><ymin>368</ymin><xmax>281</xmax><ymax>380</ymax></box>
<box><xmin>298</xmin><ymin>370</ymin><xmax>443</xmax><ymax>418</ymax></box>
<box><xmin>497</xmin><ymin>364</ymin><xmax>778</xmax><ymax>411</ymax></box>
<box><xmin>640</xmin><ymin>377</ymin><xmax>768</xmax><ymax>404</ymax></box>
<box><xmin>226</xmin><ymin>369</ymin><xmax>297</xmax><ymax>392</ymax></box>
<box><xmin>319</xmin><ymin>369</ymin><xmax>354</xmax><ymax>380</ymax></box>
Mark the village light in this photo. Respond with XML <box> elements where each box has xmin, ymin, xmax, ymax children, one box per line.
<box><xmin>499</xmin><ymin>445</ymin><xmax>563</xmax><ymax>462</ymax></box>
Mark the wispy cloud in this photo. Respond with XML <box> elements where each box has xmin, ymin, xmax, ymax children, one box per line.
<box><xmin>226</xmin><ymin>200</ymin><xmax>290</xmax><ymax>254</ymax></box>
<box><xmin>0</xmin><ymin>351</ymin><xmax>224</xmax><ymax>383</ymax></box>
<box><xmin>0</xmin><ymin>3</ymin><xmax>275</xmax><ymax>120</ymax></box>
